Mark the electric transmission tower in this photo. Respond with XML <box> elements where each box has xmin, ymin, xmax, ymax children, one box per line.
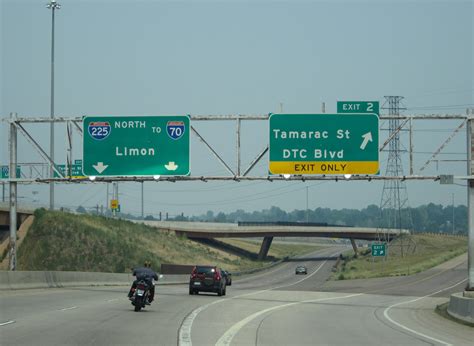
<box><xmin>378</xmin><ymin>96</ymin><xmax>413</xmax><ymax>252</ymax></box>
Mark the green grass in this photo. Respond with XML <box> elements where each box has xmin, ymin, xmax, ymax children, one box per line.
<box><xmin>15</xmin><ymin>209</ymin><xmax>325</xmax><ymax>273</ymax></box>
<box><xmin>331</xmin><ymin>234</ymin><xmax>467</xmax><ymax>280</ymax></box>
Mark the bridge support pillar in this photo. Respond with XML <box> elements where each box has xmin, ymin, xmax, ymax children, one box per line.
<box><xmin>350</xmin><ymin>238</ymin><xmax>358</xmax><ymax>257</ymax></box>
<box><xmin>258</xmin><ymin>236</ymin><xmax>273</xmax><ymax>260</ymax></box>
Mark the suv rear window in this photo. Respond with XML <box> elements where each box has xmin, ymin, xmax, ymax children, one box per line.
<box><xmin>195</xmin><ymin>266</ymin><xmax>216</xmax><ymax>276</ymax></box>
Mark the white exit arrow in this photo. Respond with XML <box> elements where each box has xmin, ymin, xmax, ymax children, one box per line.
<box><xmin>360</xmin><ymin>132</ymin><xmax>373</xmax><ymax>150</ymax></box>
<box><xmin>93</xmin><ymin>162</ymin><xmax>108</xmax><ymax>174</ymax></box>
<box><xmin>165</xmin><ymin>162</ymin><xmax>178</xmax><ymax>171</ymax></box>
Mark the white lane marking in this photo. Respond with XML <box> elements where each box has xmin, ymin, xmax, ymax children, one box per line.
<box><xmin>0</xmin><ymin>320</ymin><xmax>16</xmax><ymax>327</ymax></box>
<box><xmin>58</xmin><ymin>306</ymin><xmax>78</xmax><ymax>311</ymax></box>
<box><xmin>178</xmin><ymin>249</ymin><xmax>341</xmax><ymax>346</ymax></box>
<box><xmin>179</xmin><ymin>299</ymin><xmax>225</xmax><ymax>346</ymax></box>
<box><xmin>215</xmin><ymin>293</ymin><xmax>362</xmax><ymax>346</ymax></box>
<box><xmin>383</xmin><ymin>278</ymin><xmax>467</xmax><ymax>346</ymax></box>
<box><xmin>107</xmin><ymin>298</ymin><xmax>119</xmax><ymax>302</ymax></box>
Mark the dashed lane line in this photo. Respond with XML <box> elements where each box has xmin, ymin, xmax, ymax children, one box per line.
<box><xmin>0</xmin><ymin>320</ymin><xmax>16</xmax><ymax>327</ymax></box>
<box><xmin>58</xmin><ymin>306</ymin><xmax>78</xmax><ymax>311</ymax></box>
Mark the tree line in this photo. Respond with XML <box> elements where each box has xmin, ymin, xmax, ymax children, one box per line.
<box><xmin>181</xmin><ymin>203</ymin><xmax>467</xmax><ymax>234</ymax></box>
<box><xmin>75</xmin><ymin>203</ymin><xmax>467</xmax><ymax>234</ymax></box>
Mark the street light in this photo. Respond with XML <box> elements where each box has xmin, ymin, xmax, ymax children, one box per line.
<box><xmin>46</xmin><ymin>0</ymin><xmax>60</xmax><ymax>210</ymax></box>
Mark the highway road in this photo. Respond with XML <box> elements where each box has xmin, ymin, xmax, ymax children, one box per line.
<box><xmin>1</xmin><ymin>247</ymin><xmax>472</xmax><ymax>345</ymax></box>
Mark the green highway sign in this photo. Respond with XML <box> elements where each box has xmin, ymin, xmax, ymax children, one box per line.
<box><xmin>54</xmin><ymin>163</ymin><xmax>85</xmax><ymax>178</ymax></box>
<box><xmin>372</xmin><ymin>243</ymin><xmax>386</xmax><ymax>257</ymax></box>
<box><xmin>1</xmin><ymin>166</ymin><xmax>21</xmax><ymax>179</ymax></box>
<box><xmin>83</xmin><ymin>116</ymin><xmax>190</xmax><ymax>176</ymax></box>
<box><xmin>269</xmin><ymin>113</ymin><xmax>379</xmax><ymax>175</ymax></box>
<box><xmin>337</xmin><ymin>101</ymin><xmax>379</xmax><ymax>115</ymax></box>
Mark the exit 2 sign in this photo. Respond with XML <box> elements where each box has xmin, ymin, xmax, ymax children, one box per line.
<box><xmin>337</xmin><ymin>101</ymin><xmax>379</xmax><ymax>115</ymax></box>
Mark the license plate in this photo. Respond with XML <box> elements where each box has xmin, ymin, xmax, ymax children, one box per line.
<box><xmin>193</xmin><ymin>282</ymin><xmax>201</xmax><ymax>286</ymax></box>
<box><xmin>137</xmin><ymin>289</ymin><xmax>144</xmax><ymax>296</ymax></box>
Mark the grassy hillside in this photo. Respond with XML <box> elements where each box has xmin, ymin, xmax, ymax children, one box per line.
<box><xmin>16</xmin><ymin>209</ymin><xmax>322</xmax><ymax>273</ymax></box>
<box><xmin>332</xmin><ymin>233</ymin><xmax>467</xmax><ymax>280</ymax></box>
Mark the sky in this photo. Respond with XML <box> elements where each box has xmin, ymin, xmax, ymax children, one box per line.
<box><xmin>1</xmin><ymin>0</ymin><xmax>473</xmax><ymax>218</ymax></box>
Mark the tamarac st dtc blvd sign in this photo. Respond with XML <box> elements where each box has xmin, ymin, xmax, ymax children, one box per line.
<box><xmin>269</xmin><ymin>113</ymin><xmax>379</xmax><ymax>175</ymax></box>
<box><xmin>83</xmin><ymin>115</ymin><xmax>190</xmax><ymax>176</ymax></box>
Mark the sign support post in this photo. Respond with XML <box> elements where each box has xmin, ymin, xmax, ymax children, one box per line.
<box><xmin>9</xmin><ymin>112</ymin><xmax>17</xmax><ymax>271</ymax></box>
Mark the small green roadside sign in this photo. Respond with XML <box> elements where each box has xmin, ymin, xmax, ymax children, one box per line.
<box><xmin>1</xmin><ymin>166</ymin><xmax>21</xmax><ymax>179</ymax></box>
<box><xmin>337</xmin><ymin>101</ymin><xmax>379</xmax><ymax>115</ymax></box>
<box><xmin>83</xmin><ymin>116</ymin><xmax>190</xmax><ymax>176</ymax></box>
<box><xmin>269</xmin><ymin>113</ymin><xmax>379</xmax><ymax>175</ymax></box>
<box><xmin>372</xmin><ymin>243</ymin><xmax>386</xmax><ymax>257</ymax></box>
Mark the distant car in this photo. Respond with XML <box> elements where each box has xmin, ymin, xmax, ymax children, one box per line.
<box><xmin>221</xmin><ymin>269</ymin><xmax>232</xmax><ymax>286</ymax></box>
<box><xmin>295</xmin><ymin>265</ymin><xmax>307</xmax><ymax>275</ymax></box>
<box><xmin>189</xmin><ymin>265</ymin><xmax>226</xmax><ymax>296</ymax></box>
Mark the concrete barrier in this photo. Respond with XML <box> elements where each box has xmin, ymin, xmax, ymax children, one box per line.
<box><xmin>447</xmin><ymin>292</ymin><xmax>474</xmax><ymax>324</ymax></box>
<box><xmin>0</xmin><ymin>271</ymin><xmax>189</xmax><ymax>290</ymax></box>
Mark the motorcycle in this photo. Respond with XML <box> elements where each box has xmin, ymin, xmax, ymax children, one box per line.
<box><xmin>131</xmin><ymin>279</ymin><xmax>152</xmax><ymax>312</ymax></box>
<box><xmin>130</xmin><ymin>275</ymin><xmax>163</xmax><ymax>312</ymax></box>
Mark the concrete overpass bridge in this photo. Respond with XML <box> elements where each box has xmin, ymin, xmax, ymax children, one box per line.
<box><xmin>0</xmin><ymin>208</ymin><xmax>407</xmax><ymax>261</ymax></box>
<box><xmin>0</xmin><ymin>206</ymin><xmax>34</xmax><ymax>232</ymax></box>
<box><xmin>142</xmin><ymin>221</ymin><xmax>408</xmax><ymax>259</ymax></box>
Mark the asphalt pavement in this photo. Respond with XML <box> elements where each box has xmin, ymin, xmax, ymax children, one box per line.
<box><xmin>1</xmin><ymin>247</ymin><xmax>472</xmax><ymax>345</ymax></box>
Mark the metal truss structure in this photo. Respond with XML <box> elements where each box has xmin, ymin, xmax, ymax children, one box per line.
<box><xmin>2</xmin><ymin>112</ymin><xmax>472</xmax><ymax>184</ymax></box>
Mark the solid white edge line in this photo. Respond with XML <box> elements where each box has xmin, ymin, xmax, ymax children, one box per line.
<box><xmin>179</xmin><ymin>299</ymin><xmax>225</xmax><ymax>346</ymax></box>
<box><xmin>215</xmin><ymin>293</ymin><xmax>363</xmax><ymax>346</ymax></box>
<box><xmin>177</xmin><ymin>249</ymin><xmax>341</xmax><ymax>346</ymax></box>
<box><xmin>383</xmin><ymin>278</ymin><xmax>467</xmax><ymax>346</ymax></box>
<box><xmin>0</xmin><ymin>320</ymin><xmax>16</xmax><ymax>327</ymax></box>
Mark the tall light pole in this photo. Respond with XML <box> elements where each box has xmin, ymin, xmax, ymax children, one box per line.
<box><xmin>47</xmin><ymin>0</ymin><xmax>60</xmax><ymax>210</ymax></box>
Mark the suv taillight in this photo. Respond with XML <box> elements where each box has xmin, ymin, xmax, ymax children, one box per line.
<box><xmin>214</xmin><ymin>270</ymin><xmax>221</xmax><ymax>281</ymax></box>
<box><xmin>191</xmin><ymin>267</ymin><xmax>197</xmax><ymax>279</ymax></box>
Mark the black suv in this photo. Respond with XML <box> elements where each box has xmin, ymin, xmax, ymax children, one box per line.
<box><xmin>189</xmin><ymin>265</ymin><xmax>226</xmax><ymax>296</ymax></box>
<box><xmin>221</xmin><ymin>269</ymin><xmax>232</xmax><ymax>286</ymax></box>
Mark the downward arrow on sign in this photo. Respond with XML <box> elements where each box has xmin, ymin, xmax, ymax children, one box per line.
<box><xmin>93</xmin><ymin>162</ymin><xmax>108</xmax><ymax>174</ymax></box>
<box><xmin>360</xmin><ymin>132</ymin><xmax>373</xmax><ymax>150</ymax></box>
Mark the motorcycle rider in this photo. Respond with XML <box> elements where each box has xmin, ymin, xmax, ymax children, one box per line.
<box><xmin>128</xmin><ymin>261</ymin><xmax>158</xmax><ymax>303</ymax></box>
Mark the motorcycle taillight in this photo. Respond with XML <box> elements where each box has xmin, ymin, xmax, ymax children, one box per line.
<box><xmin>137</xmin><ymin>284</ymin><xmax>146</xmax><ymax>290</ymax></box>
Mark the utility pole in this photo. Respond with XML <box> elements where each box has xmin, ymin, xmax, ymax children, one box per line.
<box><xmin>47</xmin><ymin>0</ymin><xmax>61</xmax><ymax>210</ymax></box>
<box><xmin>141</xmin><ymin>182</ymin><xmax>144</xmax><ymax>219</ymax></box>
<box><xmin>306</xmin><ymin>186</ymin><xmax>309</xmax><ymax>222</ymax></box>
<box><xmin>467</xmin><ymin>118</ymin><xmax>474</xmax><ymax>290</ymax></box>
<box><xmin>106</xmin><ymin>183</ymin><xmax>109</xmax><ymax>213</ymax></box>
<box><xmin>9</xmin><ymin>112</ymin><xmax>18</xmax><ymax>271</ymax></box>
<box><xmin>452</xmin><ymin>193</ymin><xmax>455</xmax><ymax>234</ymax></box>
